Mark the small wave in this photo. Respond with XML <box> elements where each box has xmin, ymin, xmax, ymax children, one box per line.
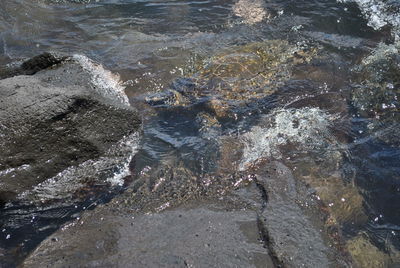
<box><xmin>240</xmin><ymin>107</ymin><xmax>339</xmax><ymax>170</ymax></box>
<box><xmin>73</xmin><ymin>54</ymin><xmax>130</xmax><ymax>106</ymax></box>
<box><xmin>17</xmin><ymin>132</ymin><xmax>139</xmax><ymax>204</ymax></box>
<box><xmin>338</xmin><ymin>0</ymin><xmax>400</xmax><ymax>39</ymax></box>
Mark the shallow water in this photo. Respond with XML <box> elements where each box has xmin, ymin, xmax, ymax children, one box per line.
<box><xmin>0</xmin><ymin>0</ymin><xmax>399</xmax><ymax>266</ymax></box>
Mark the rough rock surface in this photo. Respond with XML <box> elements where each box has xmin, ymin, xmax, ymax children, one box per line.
<box><xmin>255</xmin><ymin>161</ymin><xmax>337</xmax><ymax>267</ymax></box>
<box><xmin>22</xmin><ymin>161</ymin><xmax>349</xmax><ymax>268</ymax></box>
<box><xmin>0</xmin><ymin>54</ymin><xmax>141</xmax><ymax>204</ymax></box>
<box><xmin>22</xmin><ymin>200</ymin><xmax>273</xmax><ymax>268</ymax></box>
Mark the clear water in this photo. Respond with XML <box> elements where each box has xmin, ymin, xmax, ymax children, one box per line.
<box><xmin>0</xmin><ymin>0</ymin><xmax>399</xmax><ymax>266</ymax></box>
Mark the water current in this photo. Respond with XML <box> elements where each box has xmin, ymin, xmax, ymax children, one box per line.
<box><xmin>0</xmin><ymin>0</ymin><xmax>399</xmax><ymax>266</ymax></box>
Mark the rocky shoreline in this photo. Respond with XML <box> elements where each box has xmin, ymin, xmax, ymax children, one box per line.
<box><xmin>0</xmin><ymin>53</ymin><xmax>338</xmax><ymax>268</ymax></box>
<box><xmin>21</xmin><ymin>160</ymin><xmax>347</xmax><ymax>267</ymax></box>
<box><xmin>0</xmin><ymin>46</ymin><xmax>398</xmax><ymax>267</ymax></box>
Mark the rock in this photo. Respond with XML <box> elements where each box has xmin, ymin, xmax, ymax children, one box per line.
<box><xmin>145</xmin><ymin>39</ymin><xmax>319</xmax><ymax>117</ymax></box>
<box><xmin>232</xmin><ymin>0</ymin><xmax>271</xmax><ymax>25</ymax></box>
<box><xmin>22</xmin><ymin>158</ymin><xmax>353</xmax><ymax>267</ymax></box>
<box><xmin>293</xmin><ymin>161</ymin><xmax>368</xmax><ymax>227</ymax></box>
<box><xmin>0</xmin><ymin>54</ymin><xmax>141</xmax><ymax>204</ymax></box>
<box><xmin>254</xmin><ymin>161</ymin><xmax>349</xmax><ymax>267</ymax></box>
<box><xmin>0</xmin><ymin>52</ymin><xmax>68</xmax><ymax>80</ymax></box>
<box><xmin>351</xmin><ymin>42</ymin><xmax>400</xmax><ymax>145</ymax></box>
<box><xmin>22</xmin><ymin>195</ymin><xmax>274</xmax><ymax>268</ymax></box>
<box><xmin>346</xmin><ymin>233</ymin><xmax>394</xmax><ymax>268</ymax></box>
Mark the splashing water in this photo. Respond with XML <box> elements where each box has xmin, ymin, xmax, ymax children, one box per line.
<box><xmin>73</xmin><ymin>54</ymin><xmax>130</xmax><ymax>106</ymax></box>
<box><xmin>17</xmin><ymin>132</ymin><xmax>139</xmax><ymax>204</ymax></box>
<box><xmin>338</xmin><ymin>0</ymin><xmax>400</xmax><ymax>40</ymax></box>
<box><xmin>240</xmin><ymin>107</ymin><xmax>339</xmax><ymax>169</ymax></box>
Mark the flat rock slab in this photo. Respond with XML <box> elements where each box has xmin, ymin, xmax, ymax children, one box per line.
<box><xmin>22</xmin><ymin>160</ymin><xmax>348</xmax><ymax>268</ymax></box>
<box><xmin>22</xmin><ymin>200</ymin><xmax>274</xmax><ymax>268</ymax></box>
<box><xmin>256</xmin><ymin>161</ymin><xmax>336</xmax><ymax>267</ymax></box>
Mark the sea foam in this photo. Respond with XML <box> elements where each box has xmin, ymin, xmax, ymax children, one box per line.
<box><xmin>240</xmin><ymin>107</ymin><xmax>338</xmax><ymax>170</ymax></box>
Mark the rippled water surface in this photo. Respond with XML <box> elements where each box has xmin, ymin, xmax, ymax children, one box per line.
<box><xmin>0</xmin><ymin>0</ymin><xmax>399</xmax><ymax>266</ymax></box>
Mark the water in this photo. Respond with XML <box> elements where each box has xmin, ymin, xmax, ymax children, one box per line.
<box><xmin>0</xmin><ymin>0</ymin><xmax>399</xmax><ymax>266</ymax></box>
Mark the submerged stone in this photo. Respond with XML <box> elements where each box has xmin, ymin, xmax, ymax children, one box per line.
<box><xmin>145</xmin><ymin>39</ymin><xmax>319</xmax><ymax>118</ymax></box>
<box><xmin>346</xmin><ymin>233</ymin><xmax>398</xmax><ymax>267</ymax></box>
<box><xmin>352</xmin><ymin>42</ymin><xmax>400</xmax><ymax>145</ymax></box>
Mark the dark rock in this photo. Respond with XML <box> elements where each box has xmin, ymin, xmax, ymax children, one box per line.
<box><xmin>255</xmin><ymin>161</ymin><xmax>341</xmax><ymax>267</ymax></box>
<box><xmin>22</xmin><ymin>197</ymin><xmax>274</xmax><ymax>268</ymax></box>
<box><xmin>21</xmin><ymin>160</ymin><xmax>350</xmax><ymax>267</ymax></box>
<box><xmin>0</xmin><ymin>52</ymin><xmax>68</xmax><ymax>80</ymax></box>
<box><xmin>0</xmin><ymin>54</ymin><xmax>141</xmax><ymax>204</ymax></box>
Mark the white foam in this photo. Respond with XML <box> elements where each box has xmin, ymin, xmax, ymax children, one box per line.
<box><xmin>338</xmin><ymin>0</ymin><xmax>400</xmax><ymax>40</ymax></box>
<box><xmin>361</xmin><ymin>42</ymin><xmax>399</xmax><ymax>66</ymax></box>
<box><xmin>240</xmin><ymin>107</ymin><xmax>338</xmax><ymax>169</ymax></box>
<box><xmin>18</xmin><ymin>132</ymin><xmax>139</xmax><ymax>204</ymax></box>
<box><xmin>73</xmin><ymin>54</ymin><xmax>130</xmax><ymax>106</ymax></box>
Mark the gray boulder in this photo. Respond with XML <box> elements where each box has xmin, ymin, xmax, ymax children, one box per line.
<box><xmin>0</xmin><ymin>54</ymin><xmax>141</xmax><ymax>205</ymax></box>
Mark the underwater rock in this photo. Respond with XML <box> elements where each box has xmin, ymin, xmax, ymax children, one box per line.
<box><xmin>145</xmin><ymin>40</ymin><xmax>319</xmax><ymax>117</ymax></box>
<box><xmin>22</xmin><ymin>161</ymin><xmax>351</xmax><ymax>268</ymax></box>
<box><xmin>346</xmin><ymin>233</ymin><xmax>397</xmax><ymax>267</ymax></box>
<box><xmin>232</xmin><ymin>0</ymin><xmax>270</xmax><ymax>25</ymax></box>
<box><xmin>254</xmin><ymin>161</ymin><xmax>348</xmax><ymax>267</ymax></box>
<box><xmin>293</xmin><ymin>160</ymin><xmax>368</xmax><ymax>227</ymax></box>
<box><xmin>352</xmin><ymin>42</ymin><xmax>400</xmax><ymax>145</ymax></box>
<box><xmin>0</xmin><ymin>54</ymin><xmax>141</xmax><ymax>205</ymax></box>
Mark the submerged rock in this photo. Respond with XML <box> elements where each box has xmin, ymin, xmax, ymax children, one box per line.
<box><xmin>232</xmin><ymin>0</ymin><xmax>271</xmax><ymax>25</ymax></box>
<box><xmin>142</xmin><ymin>38</ymin><xmax>369</xmax><ymax>266</ymax></box>
<box><xmin>346</xmin><ymin>233</ymin><xmax>394</xmax><ymax>267</ymax></box>
<box><xmin>145</xmin><ymin>39</ymin><xmax>318</xmax><ymax>117</ymax></box>
<box><xmin>352</xmin><ymin>42</ymin><xmax>400</xmax><ymax>145</ymax></box>
<box><xmin>254</xmin><ymin>161</ymin><xmax>347</xmax><ymax>267</ymax></box>
<box><xmin>22</xmin><ymin>159</ymin><xmax>353</xmax><ymax>268</ymax></box>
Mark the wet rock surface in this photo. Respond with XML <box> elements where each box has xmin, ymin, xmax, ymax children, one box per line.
<box><xmin>22</xmin><ymin>161</ymin><xmax>349</xmax><ymax>268</ymax></box>
<box><xmin>0</xmin><ymin>54</ymin><xmax>140</xmax><ymax>203</ymax></box>
<box><xmin>1</xmin><ymin>0</ymin><xmax>400</xmax><ymax>266</ymax></box>
<box><xmin>17</xmin><ymin>40</ymin><xmax>361</xmax><ymax>267</ymax></box>
<box><xmin>1</xmin><ymin>30</ymin><xmax>399</xmax><ymax>268</ymax></box>
<box><xmin>22</xmin><ymin>199</ymin><xmax>272</xmax><ymax>268</ymax></box>
<box><xmin>0</xmin><ymin>54</ymin><xmax>141</xmax><ymax>266</ymax></box>
<box><xmin>255</xmin><ymin>161</ymin><xmax>337</xmax><ymax>267</ymax></box>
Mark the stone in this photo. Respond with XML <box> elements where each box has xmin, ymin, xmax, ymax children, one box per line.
<box><xmin>0</xmin><ymin>54</ymin><xmax>141</xmax><ymax>204</ymax></box>
<box><xmin>22</xmin><ymin>197</ymin><xmax>274</xmax><ymax>268</ymax></box>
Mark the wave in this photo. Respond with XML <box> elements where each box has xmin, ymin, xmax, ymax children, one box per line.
<box><xmin>338</xmin><ymin>0</ymin><xmax>400</xmax><ymax>40</ymax></box>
